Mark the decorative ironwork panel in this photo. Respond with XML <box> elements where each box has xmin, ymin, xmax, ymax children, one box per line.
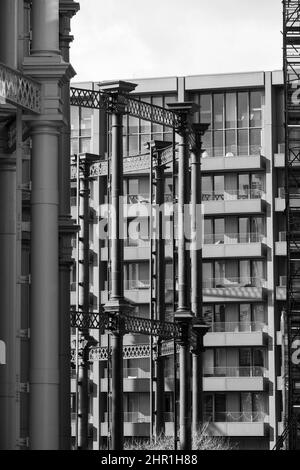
<box><xmin>123</xmin><ymin>314</ymin><xmax>182</xmax><ymax>340</ymax></box>
<box><xmin>70</xmin><ymin>87</ymin><xmax>109</xmax><ymax>110</ymax></box>
<box><xmin>159</xmin><ymin>145</ymin><xmax>177</xmax><ymax>167</ymax></box>
<box><xmin>89</xmin><ymin>160</ymin><xmax>109</xmax><ymax>177</ymax></box>
<box><xmin>0</xmin><ymin>63</ymin><xmax>41</xmax><ymax>114</ymax></box>
<box><xmin>123</xmin><ymin>153</ymin><xmax>150</xmax><ymax>172</ymax></box>
<box><xmin>70</xmin><ymin>310</ymin><xmax>107</xmax><ymax>330</ymax></box>
<box><xmin>125</xmin><ymin>96</ymin><xmax>180</xmax><ymax>129</ymax></box>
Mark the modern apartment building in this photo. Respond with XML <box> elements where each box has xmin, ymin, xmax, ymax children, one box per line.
<box><xmin>70</xmin><ymin>70</ymin><xmax>287</xmax><ymax>450</ymax></box>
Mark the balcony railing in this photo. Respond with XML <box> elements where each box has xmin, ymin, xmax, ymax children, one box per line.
<box><xmin>278</xmin><ymin>231</ymin><xmax>286</xmax><ymax>242</ymax></box>
<box><xmin>204</xmin><ymin>411</ymin><xmax>266</xmax><ymax>423</ymax></box>
<box><xmin>279</xmin><ymin>276</ymin><xmax>287</xmax><ymax>287</ymax></box>
<box><xmin>123</xmin><ymin>368</ymin><xmax>150</xmax><ymax>379</ymax></box>
<box><xmin>202</xmin><ymin>189</ymin><xmax>264</xmax><ymax>201</ymax></box>
<box><xmin>209</xmin><ymin>321</ymin><xmax>266</xmax><ymax>333</ymax></box>
<box><xmin>104</xmin><ymin>279</ymin><xmax>173</xmax><ymax>292</ymax></box>
<box><xmin>201</xmin><ymin>146</ymin><xmax>262</xmax><ymax>158</ymax></box>
<box><xmin>126</xmin><ymin>194</ymin><xmax>173</xmax><ymax>204</ymax></box>
<box><xmin>202</xmin><ymin>277</ymin><xmax>267</xmax><ymax>288</ymax></box>
<box><xmin>124</xmin><ymin>279</ymin><xmax>150</xmax><ymax>290</ymax></box>
<box><xmin>103</xmin><ymin>412</ymin><xmax>150</xmax><ymax>423</ymax></box>
<box><xmin>204</xmin><ymin>232</ymin><xmax>265</xmax><ymax>245</ymax></box>
<box><xmin>203</xmin><ymin>366</ymin><xmax>266</xmax><ymax>377</ymax></box>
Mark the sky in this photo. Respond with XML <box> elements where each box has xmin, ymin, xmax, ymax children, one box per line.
<box><xmin>71</xmin><ymin>0</ymin><xmax>283</xmax><ymax>83</ymax></box>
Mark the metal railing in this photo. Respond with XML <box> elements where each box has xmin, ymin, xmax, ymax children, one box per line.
<box><xmin>202</xmin><ymin>277</ymin><xmax>267</xmax><ymax>288</ymax></box>
<box><xmin>203</xmin><ymin>366</ymin><xmax>266</xmax><ymax>377</ymax></box>
<box><xmin>103</xmin><ymin>412</ymin><xmax>150</xmax><ymax>423</ymax></box>
<box><xmin>201</xmin><ymin>148</ymin><xmax>262</xmax><ymax>158</ymax></box>
<box><xmin>123</xmin><ymin>368</ymin><xmax>150</xmax><ymax>379</ymax></box>
<box><xmin>204</xmin><ymin>232</ymin><xmax>265</xmax><ymax>244</ymax></box>
<box><xmin>278</xmin><ymin>231</ymin><xmax>287</xmax><ymax>242</ymax></box>
<box><xmin>209</xmin><ymin>321</ymin><xmax>266</xmax><ymax>333</ymax></box>
<box><xmin>126</xmin><ymin>193</ymin><xmax>173</xmax><ymax>205</ymax></box>
<box><xmin>279</xmin><ymin>276</ymin><xmax>287</xmax><ymax>287</ymax></box>
<box><xmin>204</xmin><ymin>411</ymin><xmax>266</xmax><ymax>423</ymax></box>
<box><xmin>202</xmin><ymin>189</ymin><xmax>264</xmax><ymax>201</ymax></box>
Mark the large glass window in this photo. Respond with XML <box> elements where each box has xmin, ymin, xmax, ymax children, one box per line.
<box><xmin>225</xmin><ymin>130</ymin><xmax>236</xmax><ymax>156</ymax></box>
<box><xmin>238</xmin><ymin>92</ymin><xmax>249</xmax><ymax>128</ymax></box>
<box><xmin>226</xmin><ymin>93</ymin><xmax>236</xmax><ymax>128</ymax></box>
<box><xmin>213</xmin><ymin>94</ymin><xmax>224</xmax><ymax>129</ymax></box>
<box><xmin>250</xmin><ymin>91</ymin><xmax>262</xmax><ymax>127</ymax></box>
<box><xmin>200</xmin><ymin>94</ymin><xmax>212</xmax><ymax>125</ymax></box>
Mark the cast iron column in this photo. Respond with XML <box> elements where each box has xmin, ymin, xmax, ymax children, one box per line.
<box><xmin>100</xmin><ymin>81</ymin><xmax>137</xmax><ymax>450</ymax></box>
<box><xmin>190</xmin><ymin>124</ymin><xmax>210</xmax><ymax>435</ymax></box>
<box><xmin>153</xmin><ymin>142</ymin><xmax>167</xmax><ymax>438</ymax></box>
<box><xmin>24</xmin><ymin>0</ymin><xmax>73</xmax><ymax>449</ymax></box>
<box><xmin>168</xmin><ymin>103</ymin><xmax>197</xmax><ymax>450</ymax></box>
<box><xmin>0</xmin><ymin>0</ymin><xmax>18</xmax><ymax>450</ymax></box>
<box><xmin>58</xmin><ymin>0</ymin><xmax>79</xmax><ymax>449</ymax></box>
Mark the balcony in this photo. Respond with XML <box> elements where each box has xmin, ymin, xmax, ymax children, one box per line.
<box><xmin>201</xmin><ymin>154</ymin><xmax>265</xmax><ymax>173</ymax></box>
<box><xmin>275</xmin><ymin>188</ymin><xmax>286</xmax><ymax>212</ymax></box>
<box><xmin>101</xmin><ymin>368</ymin><xmax>150</xmax><ymax>392</ymax></box>
<box><xmin>101</xmin><ymin>412</ymin><xmax>150</xmax><ymax>437</ymax></box>
<box><xmin>203</xmin><ymin>366</ymin><xmax>267</xmax><ymax>392</ymax></box>
<box><xmin>204</xmin><ymin>322</ymin><xmax>267</xmax><ymax>347</ymax></box>
<box><xmin>274</xmin><ymin>153</ymin><xmax>285</xmax><ymax>168</ymax></box>
<box><xmin>203</xmin><ymin>232</ymin><xmax>266</xmax><ymax>258</ymax></box>
<box><xmin>276</xmin><ymin>276</ymin><xmax>287</xmax><ymax>300</ymax></box>
<box><xmin>202</xmin><ymin>189</ymin><xmax>265</xmax><ymax>215</ymax></box>
<box><xmin>204</xmin><ymin>412</ymin><xmax>267</xmax><ymax>437</ymax></box>
<box><xmin>122</xmin><ymin>193</ymin><xmax>173</xmax><ymax>218</ymax></box>
<box><xmin>275</xmin><ymin>232</ymin><xmax>287</xmax><ymax>256</ymax></box>
<box><xmin>101</xmin><ymin>279</ymin><xmax>174</xmax><ymax>305</ymax></box>
<box><xmin>203</xmin><ymin>277</ymin><xmax>267</xmax><ymax>303</ymax></box>
<box><xmin>101</xmin><ymin>240</ymin><xmax>172</xmax><ymax>261</ymax></box>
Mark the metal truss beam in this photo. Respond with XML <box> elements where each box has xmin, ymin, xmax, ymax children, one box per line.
<box><xmin>71</xmin><ymin>342</ymin><xmax>181</xmax><ymax>363</ymax></box>
<box><xmin>71</xmin><ymin>144</ymin><xmax>177</xmax><ymax>180</ymax></box>
<box><xmin>0</xmin><ymin>63</ymin><xmax>41</xmax><ymax>114</ymax></box>
<box><xmin>70</xmin><ymin>87</ymin><xmax>180</xmax><ymax>129</ymax></box>
<box><xmin>70</xmin><ymin>310</ymin><xmax>182</xmax><ymax>340</ymax></box>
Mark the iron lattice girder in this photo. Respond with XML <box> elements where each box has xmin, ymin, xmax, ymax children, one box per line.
<box><xmin>70</xmin><ymin>87</ymin><xmax>180</xmax><ymax>129</ymax></box>
<box><xmin>70</xmin><ymin>145</ymin><xmax>177</xmax><ymax>180</ymax></box>
<box><xmin>70</xmin><ymin>310</ymin><xmax>183</xmax><ymax>340</ymax></box>
<box><xmin>0</xmin><ymin>62</ymin><xmax>41</xmax><ymax>114</ymax></box>
<box><xmin>71</xmin><ymin>341</ymin><xmax>181</xmax><ymax>363</ymax></box>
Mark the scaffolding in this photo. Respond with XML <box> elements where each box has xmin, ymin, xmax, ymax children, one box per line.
<box><xmin>282</xmin><ymin>0</ymin><xmax>300</xmax><ymax>450</ymax></box>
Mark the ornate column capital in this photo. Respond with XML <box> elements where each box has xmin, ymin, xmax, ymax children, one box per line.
<box><xmin>98</xmin><ymin>81</ymin><xmax>137</xmax><ymax>114</ymax></box>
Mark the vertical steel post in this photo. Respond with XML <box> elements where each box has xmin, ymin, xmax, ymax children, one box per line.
<box><xmin>190</xmin><ymin>124</ymin><xmax>209</xmax><ymax>436</ymax></box>
<box><xmin>149</xmin><ymin>144</ymin><xmax>154</xmax><ymax>442</ymax></box>
<box><xmin>100</xmin><ymin>81</ymin><xmax>137</xmax><ymax>450</ymax></box>
<box><xmin>153</xmin><ymin>144</ymin><xmax>166</xmax><ymax>438</ymax></box>
<box><xmin>167</xmin><ymin>102</ymin><xmax>197</xmax><ymax>451</ymax></box>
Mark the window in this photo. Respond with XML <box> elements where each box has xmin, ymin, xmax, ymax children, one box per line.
<box><xmin>225</xmin><ymin>130</ymin><xmax>236</xmax><ymax>156</ymax></box>
<box><xmin>213</xmin><ymin>94</ymin><xmax>224</xmax><ymax>129</ymax></box>
<box><xmin>200</xmin><ymin>94</ymin><xmax>212</xmax><ymax>125</ymax></box>
<box><xmin>238</xmin><ymin>92</ymin><xmax>249</xmax><ymax>128</ymax></box>
<box><xmin>226</xmin><ymin>93</ymin><xmax>236</xmax><ymax>128</ymax></box>
<box><xmin>214</xmin><ymin>219</ymin><xmax>224</xmax><ymax>243</ymax></box>
<box><xmin>250</xmin><ymin>91</ymin><xmax>262</xmax><ymax>128</ymax></box>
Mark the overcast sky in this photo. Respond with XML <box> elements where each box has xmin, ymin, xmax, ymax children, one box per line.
<box><xmin>71</xmin><ymin>0</ymin><xmax>283</xmax><ymax>83</ymax></box>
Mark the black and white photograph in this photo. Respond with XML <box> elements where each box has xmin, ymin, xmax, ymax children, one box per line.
<box><xmin>0</xmin><ymin>0</ymin><xmax>298</xmax><ymax>455</ymax></box>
